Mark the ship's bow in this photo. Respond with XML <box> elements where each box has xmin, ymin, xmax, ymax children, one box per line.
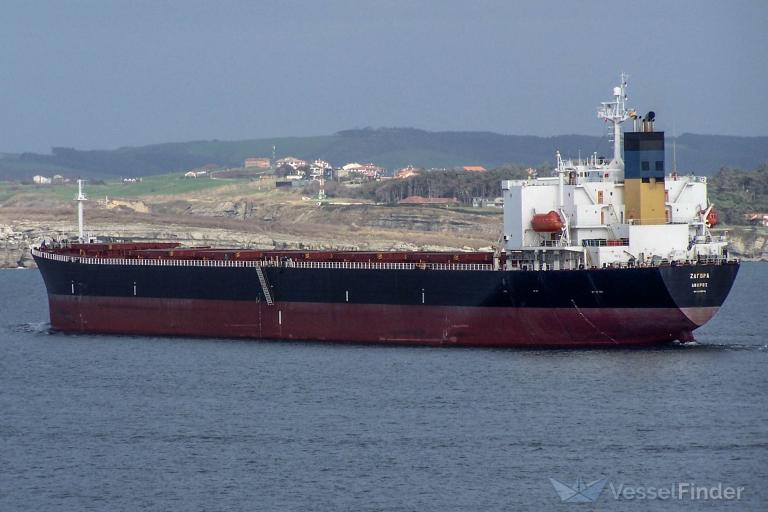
<box><xmin>659</xmin><ymin>262</ymin><xmax>740</xmax><ymax>337</ymax></box>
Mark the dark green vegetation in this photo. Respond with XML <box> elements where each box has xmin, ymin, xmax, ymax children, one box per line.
<box><xmin>1</xmin><ymin>128</ymin><xmax>765</xmax><ymax>180</ymax></box>
<box><xmin>349</xmin><ymin>164</ymin><xmax>768</xmax><ymax>226</ymax></box>
<box><xmin>352</xmin><ymin>166</ymin><xmax>529</xmax><ymax>204</ymax></box>
<box><xmin>709</xmin><ymin>164</ymin><xmax>768</xmax><ymax>224</ymax></box>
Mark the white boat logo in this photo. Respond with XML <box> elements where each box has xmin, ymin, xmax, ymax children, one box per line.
<box><xmin>550</xmin><ymin>476</ymin><xmax>608</xmax><ymax>503</ymax></box>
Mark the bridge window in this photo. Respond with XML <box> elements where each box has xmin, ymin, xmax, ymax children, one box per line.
<box><xmin>641</xmin><ymin>161</ymin><xmax>650</xmax><ymax>171</ymax></box>
<box><xmin>655</xmin><ymin>161</ymin><xmax>664</xmax><ymax>171</ymax></box>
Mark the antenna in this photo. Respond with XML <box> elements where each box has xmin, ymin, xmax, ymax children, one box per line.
<box><xmin>672</xmin><ymin>121</ymin><xmax>677</xmax><ymax>174</ymax></box>
<box><xmin>75</xmin><ymin>179</ymin><xmax>88</xmax><ymax>242</ymax></box>
<box><xmin>318</xmin><ymin>173</ymin><xmax>326</xmax><ymax>204</ymax></box>
<box><xmin>272</xmin><ymin>145</ymin><xmax>276</xmax><ymax>169</ymax></box>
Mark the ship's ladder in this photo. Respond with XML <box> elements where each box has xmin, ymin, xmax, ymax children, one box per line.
<box><xmin>255</xmin><ymin>265</ymin><xmax>274</xmax><ymax>305</ymax></box>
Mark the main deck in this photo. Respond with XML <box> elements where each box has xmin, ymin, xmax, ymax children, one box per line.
<box><xmin>37</xmin><ymin>242</ymin><xmax>496</xmax><ymax>270</ymax></box>
<box><xmin>34</xmin><ymin>241</ymin><xmax>732</xmax><ymax>273</ymax></box>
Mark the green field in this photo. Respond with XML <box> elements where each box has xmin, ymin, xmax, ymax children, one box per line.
<box><xmin>0</xmin><ymin>182</ymin><xmax>22</xmax><ymax>203</ymax></box>
<box><xmin>38</xmin><ymin>173</ymin><xmax>252</xmax><ymax>201</ymax></box>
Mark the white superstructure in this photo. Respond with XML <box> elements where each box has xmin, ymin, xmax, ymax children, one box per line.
<box><xmin>501</xmin><ymin>78</ymin><xmax>727</xmax><ymax>270</ymax></box>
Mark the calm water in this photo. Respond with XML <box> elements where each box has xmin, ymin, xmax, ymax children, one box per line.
<box><xmin>1</xmin><ymin>265</ymin><xmax>766</xmax><ymax>511</ymax></box>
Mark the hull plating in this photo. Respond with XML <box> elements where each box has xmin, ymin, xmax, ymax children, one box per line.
<box><xmin>34</xmin><ymin>253</ymin><xmax>739</xmax><ymax>348</ymax></box>
<box><xmin>46</xmin><ymin>295</ymin><xmax>715</xmax><ymax>347</ymax></box>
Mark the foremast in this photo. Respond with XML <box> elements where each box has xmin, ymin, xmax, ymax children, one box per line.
<box><xmin>75</xmin><ymin>179</ymin><xmax>88</xmax><ymax>243</ymax></box>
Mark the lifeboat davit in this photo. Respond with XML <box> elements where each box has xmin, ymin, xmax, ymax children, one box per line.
<box><xmin>706</xmin><ymin>208</ymin><xmax>718</xmax><ymax>227</ymax></box>
<box><xmin>531</xmin><ymin>211</ymin><xmax>563</xmax><ymax>232</ymax></box>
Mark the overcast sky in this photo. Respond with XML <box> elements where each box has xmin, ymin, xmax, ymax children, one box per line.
<box><xmin>1</xmin><ymin>0</ymin><xmax>766</xmax><ymax>153</ymax></box>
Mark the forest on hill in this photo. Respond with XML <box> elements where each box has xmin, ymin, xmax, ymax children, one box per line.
<box><xmin>709</xmin><ymin>164</ymin><xmax>768</xmax><ymax>224</ymax></box>
<box><xmin>1</xmin><ymin>128</ymin><xmax>765</xmax><ymax>180</ymax></box>
<box><xmin>348</xmin><ymin>166</ymin><xmax>529</xmax><ymax>205</ymax></box>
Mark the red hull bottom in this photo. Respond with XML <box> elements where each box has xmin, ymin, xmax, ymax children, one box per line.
<box><xmin>46</xmin><ymin>295</ymin><xmax>717</xmax><ymax>348</ymax></box>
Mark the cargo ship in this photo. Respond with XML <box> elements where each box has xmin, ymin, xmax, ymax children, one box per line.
<box><xmin>32</xmin><ymin>77</ymin><xmax>739</xmax><ymax>347</ymax></box>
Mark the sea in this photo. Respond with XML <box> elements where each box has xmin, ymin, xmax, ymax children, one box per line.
<box><xmin>1</xmin><ymin>264</ymin><xmax>766</xmax><ymax>512</ymax></box>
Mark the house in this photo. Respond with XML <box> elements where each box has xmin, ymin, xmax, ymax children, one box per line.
<box><xmin>398</xmin><ymin>195</ymin><xmax>459</xmax><ymax>205</ymax></box>
<box><xmin>32</xmin><ymin>175</ymin><xmax>52</xmax><ymax>185</ymax></box>
<box><xmin>275</xmin><ymin>157</ymin><xmax>307</xmax><ymax>170</ymax></box>
<box><xmin>309</xmin><ymin>160</ymin><xmax>332</xmax><ymax>180</ymax></box>
<box><xmin>362</xmin><ymin>163</ymin><xmax>384</xmax><ymax>177</ymax></box>
<box><xmin>121</xmin><ymin>177</ymin><xmax>142</xmax><ymax>183</ymax></box>
<box><xmin>184</xmin><ymin>163</ymin><xmax>220</xmax><ymax>178</ymax></box>
<box><xmin>394</xmin><ymin>166</ymin><xmax>420</xmax><ymax>179</ymax></box>
<box><xmin>341</xmin><ymin>162</ymin><xmax>383</xmax><ymax>181</ymax></box>
<box><xmin>341</xmin><ymin>162</ymin><xmax>363</xmax><ymax>173</ymax></box>
<box><xmin>312</xmin><ymin>159</ymin><xmax>332</xmax><ymax>170</ymax></box>
<box><xmin>336</xmin><ymin>163</ymin><xmax>361</xmax><ymax>179</ymax></box>
<box><xmin>744</xmin><ymin>212</ymin><xmax>768</xmax><ymax>226</ymax></box>
<box><xmin>474</xmin><ymin>196</ymin><xmax>504</xmax><ymax>208</ymax></box>
<box><xmin>462</xmin><ymin>165</ymin><xmax>487</xmax><ymax>173</ymax></box>
<box><xmin>244</xmin><ymin>157</ymin><xmax>271</xmax><ymax>169</ymax></box>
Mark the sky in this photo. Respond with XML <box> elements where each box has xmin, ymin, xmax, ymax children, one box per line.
<box><xmin>1</xmin><ymin>0</ymin><xmax>766</xmax><ymax>153</ymax></box>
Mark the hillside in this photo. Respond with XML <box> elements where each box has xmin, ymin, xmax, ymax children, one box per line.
<box><xmin>709</xmin><ymin>164</ymin><xmax>768</xmax><ymax>224</ymax></box>
<box><xmin>1</xmin><ymin>128</ymin><xmax>766</xmax><ymax>180</ymax></box>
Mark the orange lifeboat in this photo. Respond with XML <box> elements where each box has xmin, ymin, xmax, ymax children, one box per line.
<box><xmin>531</xmin><ymin>211</ymin><xmax>563</xmax><ymax>232</ymax></box>
<box><xmin>706</xmin><ymin>208</ymin><xmax>718</xmax><ymax>227</ymax></box>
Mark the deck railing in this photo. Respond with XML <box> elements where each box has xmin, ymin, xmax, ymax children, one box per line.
<box><xmin>30</xmin><ymin>248</ymin><xmax>494</xmax><ymax>271</ymax></box>
<box><xmin>30</xmin><ymin>248</ymin><xmax>735</xmax><ymax>271</ymax></box>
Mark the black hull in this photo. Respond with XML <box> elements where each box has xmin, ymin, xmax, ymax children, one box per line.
<box><xmin>33</xmin><ymin>254</ymin><xmax>739</xmax><ymax>347</ymax></box>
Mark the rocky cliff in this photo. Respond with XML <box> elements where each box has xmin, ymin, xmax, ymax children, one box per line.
<box><xmin>720</xmin><ymin>227</ymin><xmax>768</xmax><ymax>261</ymax></box>
<box><xmin>0</xmin><ymin>202</ymin><xmax>500</xmax><ymax>268</ymax></box>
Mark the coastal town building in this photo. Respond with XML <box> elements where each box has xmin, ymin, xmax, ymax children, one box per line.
<box><xmin>309</xmin><ymin>160</ymin><xmax>332</xmax><ymax>180</ymax></box>
<box><xmin>744</xmin><ymin>212</ymin><xmax>768</xmax><ymax>226</ymax></box>
<box><xmin>244</xmin><ymin>157</ymin><xmax>271</xmax><ymax>169</ymax></box>
<box><xmin>183</xmin><ymin>164</ymin><xmax>220</xmax><ymax>178</ymax></box>
<box><xmin>472</xmin><ymin>196</ymin><xmax>504</xmax><ymax>208</ymax></box>
<box><xmin>339</xmin><ymin>162</ymin><xmax>384</xmax><ymax>181</ymax></box>
<box><xmin>275</xmin><ymin>157</ymin><xmax>307</xmax><ymax>170</ymax></box>
<box><xmin>394</xmin><ymin>166</ymin><xmax>420</xmax><ymax>179</ymax></box>
<box><xmin>30</xmin><ymin>175</ymin><xmax>71</xmax><ymax>185</ymax></box>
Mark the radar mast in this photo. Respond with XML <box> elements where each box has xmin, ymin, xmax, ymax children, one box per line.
<box><xmin>597</xmin><ymin>73</ymin><xmax>634</xmax><ymax>169</ymax></box>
